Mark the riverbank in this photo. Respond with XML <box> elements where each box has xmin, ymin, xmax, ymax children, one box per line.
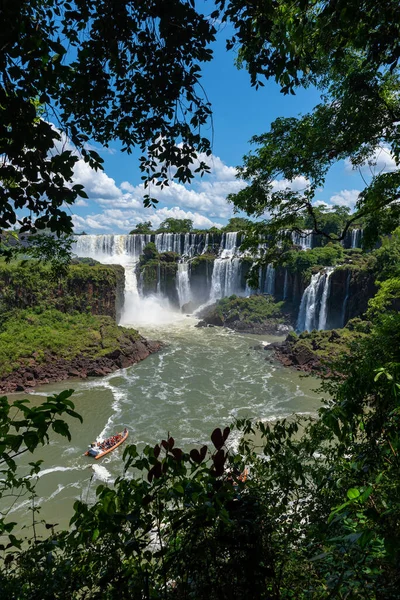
<box><xmin>0</xmin><ymin>309</ymin><xmax>161</xmax><ymax>393</ymax></box>
<box><xmin>267</xmin><ymin>321</ymin><xmax>369</xmax><ymax>374</ymax></box>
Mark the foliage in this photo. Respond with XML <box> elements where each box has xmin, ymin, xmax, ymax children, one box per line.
<box><xmin>282</xmin><ymin>244</ymin><xmax>344</xmax><ymax>277</ymax></box>
<box><xmin>367</xmin><ymin>278</ymin><xmax>400</xmax><ymax>316</ymax></box>
<box><xmin>0</xmin><ymin>0</ymin><xmax>217</xmax><ymax>235</ymax></box>
<box><xmin>221</xmin><ymin>217</ymin><xmax>254</xmax><ymax>233</ymax></box>
<box><xmin>0</xmin><ymin>260</ymin><xmax>122</xmax><ymax>319</ymax></box>
<box><xmin>0</xmin><ymin>309</ymin><xmax>140</xmax><ymax>378</ymax></box>
<box><xmin>156</xmin><ymin>218</ymin><xmax>194</xmax><ymax>234</ymax></box>
<box><xmin>224</xmin><ymin>0</ymin><xmax>400</xmax><ymax>253</ymax></box>
<box><xmin>129</xmin><ymin>222</ymin><xmax>153</xmax><ymax>235</ymax></box>
<box><xmin>139</xmin><ymin>242</ymin><xmax>159</xmax><ymax>265</ymax></box>
<box><xmin>303</xmin><ymin>206</ymin><xmax>353</xmax><ymax>240</ymax></box>
<box><xmin>208</xmin><ymin>294</ymin><xmax>284</xmax><ymax>325</ymax></box>
<box><xmin>281</xmin><ymin>326</ymin><xmax>366</xmax><ymax>372</ymax></box>
<box><xmin>373</xmin><ymin>228</ymin><xmax>400</xmax><ymax>280</ymax></box>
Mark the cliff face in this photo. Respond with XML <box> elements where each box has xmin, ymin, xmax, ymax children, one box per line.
<box><xmin>327</xmin><ymin>267</ymin><xmax>377</xmax><ymax>329</ymax></box>
<box><xmin>0</xmin><ymin>261</ymin><xmax>124</xmax><ymax>320</ymax></box>
<box><xmin>189</xmin><ymin>255</ymin><xmax>215</xmax><ymax>306</ymax></box>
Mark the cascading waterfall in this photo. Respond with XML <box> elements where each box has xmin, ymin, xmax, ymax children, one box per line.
<box><xmin>292</xmin><ymin>230</ymin><xmax>313</xmax><ymax>250</ymax></box>
<box><xmin>176</xmin><ymin>262</ymin><xmax>192</xmax><ymax>309</ymax></box>
<box><xmin>317</xmin><ymin>268</ymin><xmax>333</xmax><ymax>330</ymax></box>
<box><xmin>296</xmin><ymin>268</ymin><xmax>333</xmax><ymax>332</ymax></box>
<box><xmin>341</xmin><ymin>271</ymin><xmax>352</xmax><ymax>327</ymax></box>
<box><xmin>210</xmin><ymin>257</ymin><xmax>242</xmax><ymax>300</ymax></box>
<box><xmin>283</xmin><ymin>270</ymin><xmax>289</xmax><ymax>300</ymax></box>
<box><xmin>201</xmin><ymin>233</ymin><xmax>209</xmax><ymax>254</ymax></box>
<box><xmin>351</xmin><ymin>229</ymin><xmax>362</xmax><ymax>248</ymax></box>
<box><xmin>73</xmin><ymin>233</ymin><xmax>341</xmax><ymax>330</ymax></box>
<box><xmin>209</xmin><ymin>232</ymin><xmax>242</xmax><ymax>301</ymax></box>
<box><xmin>73</xmin><ymin>234</ymin><xmax>177</xmax><ymax>325</ymax></box>
<box><xmin>264</xmin><ymin>264</ymin><xmax>275</xmax><ymax>295</ymax></box>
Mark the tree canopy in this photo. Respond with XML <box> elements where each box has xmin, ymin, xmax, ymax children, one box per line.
<box><xmin>157</xmin><ymin>217</ymin><xmax>193</xmax><ymax>233</ymax></box>
<box><xmin>225</xmin><ymin>0</ymin><xmax>400</xmax><ymax>251</ymax></box>
<box><xmin>129</xmin><ymin>221</ymin><xmax>153</xmax><ymax>235</ymax></box>
<box><xmin>1</xmin><ymin>1</ymin><xmax>400</xmax><ymax>245</ymax></box>
<box><xmin>0</xmin><ymin>0</ymin><xmax>216</xmax><ymax>236</ymax></box>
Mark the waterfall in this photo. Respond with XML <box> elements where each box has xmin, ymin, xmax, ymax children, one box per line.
<box><xmin>264</xmin><ymin>264</ymin><xmax>275</xmax><ymax>295</ymax></box>
<box><xmin>210</xmin><ymin>258</ymin><xmax>242</xmax><ymax>301</ymax></box>
<box><xmin>296</xmin><ymin>268</ymin><xmax>333</xmax><ymax>332</ymax></box>
<box><xmin>283</xmin><ymin>270</ymin><xmax>289</xmax><ymax>300</ymax></box>
<box><xmin>317</xmin><ymin>268</ymin><xmax>333</xmax><ymax>330</ymax></box>
<box><xmin>208</xmin><ymin>232</ymin><xmax>242</xmax><ymax>301</ymax></box>
<box><xmin>155</xmin><ymin>233</ymin><xmax>180</xmax><ymax>254</ymax></box>
<box><xmin>351</xmin><ymin>229</ymin><xmax>362</xmax><ymax>248</ymax></box>
<box><xmin>341</xmin><ymin>271</ymin><xmax>351</xmax><ymax>327</ymax></box>
<box><xmin>201</xmin><ymin>233</ymin><xmax>209</xmax><ymax>254</ymax></box>
<box><xmin>72</xmin><ymin>234</ymin><xmax>176</xmax><ymax>325</ymax></box>
<box><xmin>220</xmin><ymin>232</ymin><xmax>239</xmax><ymax>258</ymax></box>
<box><xmin>292</xmin><ymin>230</ymin><xmax>313</xmax><ymax>250</ymax></box>
<box><xmin>73</xmin><ymin>232</ymin><xmax>299</xmax><ymax>321</ymax></box>
<box><xmin>176</xmin><ymin>262</ymin><xmax>192</xmax><ymax>309</ymax></box>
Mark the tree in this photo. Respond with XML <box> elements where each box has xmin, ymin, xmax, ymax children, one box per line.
<box><xmin>129</xmin><ymin>221</ymin><xmax>153</xmax><ymax>235</ymax></box>
<box><xmin>223</xmin><ymin>0</ymin><xmax>400</xmax><ymax>252</ymax></box>
<box><xmin>2</xmin><ymin>1</ymin><xmax>400</xmax><ymax>247</ymax></box>
<box><xmin>221</xmin><ymin>217</ymin><xmax>253</xmax><ymax>233</ymax></box>
<box><xmin>157</xmin><ymin>218</ymin><xmax>193</xmax><ymax>233</ymax></box>
<box><xmin>0</xmin><ymin>0</ymin><xmax>216</xmax><ymax>236</ymax></box>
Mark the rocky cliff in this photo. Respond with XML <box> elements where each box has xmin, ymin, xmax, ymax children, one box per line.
<box><xmin>0</xmin><ymin>260</ymin><xmax>124</xmax><ymax>320</ymax></box>
<box><xmin>0</xmin><ymin>311</ymin><xmax>161</xmax><ymax>393</ymax></box>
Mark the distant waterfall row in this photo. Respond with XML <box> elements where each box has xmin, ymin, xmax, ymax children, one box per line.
<box><xmin>72</xmin><ymin>232</ymin><xmax>360</xmax><ymax>332</ymax></box>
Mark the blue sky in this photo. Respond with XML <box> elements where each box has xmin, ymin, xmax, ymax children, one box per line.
<box><xmin>67</xmin><ymin>21</ymin><xmax>395</xmax><ymax>234</ymax></box>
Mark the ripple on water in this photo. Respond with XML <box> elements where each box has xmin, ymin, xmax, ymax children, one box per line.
<box><xmin>5</xmin><ymin>320</ymin><xmax>323</xmax><ymax>532</ymax></box>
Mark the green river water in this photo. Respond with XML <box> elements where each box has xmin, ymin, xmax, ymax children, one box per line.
<box><xmin>5</xmin><ymin>314</ymin><xmax>321</xmax><ymax>537</ymax></box>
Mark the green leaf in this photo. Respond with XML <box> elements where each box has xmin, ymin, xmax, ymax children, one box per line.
<box><xmin>347</xmin><ymin>488</ymin><xmax>361</xmax><ymax>500</ymax></box>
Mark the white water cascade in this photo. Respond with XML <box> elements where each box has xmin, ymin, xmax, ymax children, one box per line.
<box><xmin>292</xmin><ymin>230</ymin><xmax>313</xmax><ymax>250</ymax></box>
<box><xmin>176</xmin><ymin>262</ymin><xmax>192</xmax><ymax>309</ymax></box>
<box><xmin>351</xmin><ymin>229</ymin><xmax>362</xmax><ymax>248</ymax></box>
<box><xmin>72</xmin><ymin>234</ymin><xmax>179</xmax><ymax>325</ymax></box>
<box><xmin>264</xmin><ymin>264</ymin><xmax>275</xmax><ymax>295</ymax></box>
<box><xmin>283</xmin><ymin>270</ymin><xmax>289</xmax><ymax>300</ymax></box>
<box><xmin>209</xmin><ymin>232</ymin><xmax>242</xmax><ymax>301</ymax></box>
<box><xmin>296</xmin><ymin>268</ymin><xmax>334</xmax><ymax>332</ymax></box>
<box><xmin>317</xmin><ymin>268</ymin><xmax>333</xmax><ymax>330</ymax></box>
<box><xmin>341</xmin><ymin>271</ymin><xmax>352</xmax><ymax>327</ymax></box>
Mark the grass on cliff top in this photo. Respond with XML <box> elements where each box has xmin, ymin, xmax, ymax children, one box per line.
<box><xmin>286</xmin><ymin>319</ymin><xmax>370</xmax><ymax>365</ymax></box>
<box><xmin>214</xmin><ymin>294</ymin><xmax>284</xmax><ymax>324</ymax></box>
<box><xmin>0</xmin><ymin>309</ymin><xmax>140</xmax><ymax>378</ymax></box>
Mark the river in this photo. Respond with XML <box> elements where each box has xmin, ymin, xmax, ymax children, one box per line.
<box><xmin>5</xmin><ymin>311</ymin><xmax>321</xmax><ymax>538</ymax></box>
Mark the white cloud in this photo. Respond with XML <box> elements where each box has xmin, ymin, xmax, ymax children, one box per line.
<box><xmin>67</xmin><ymin>148</ymin><xmax>244</xmax><ymax>232</ymax></box>
<box><xmin>345</xmin><ymin>145</ymin><xmax>398</xmax><ymax>174</ymax></box>
<box><xmin>73</xmin><ymin>161</ymin><xmax>121</xmax><ymax>199</ymax></box>
<box><xmin>271</xmin><ymin>176</ymin><xmax>310</xmax><ymax>193</ymax></box>
<box><xmin>75</xmin><ymin>198</ymin><xmax>89</xmax><ymax>207</ymax></box>
<box><xmin>329</xmin><ymin>189</ymin><xmax>361</xmax><ymax>209</ymax></box>
<box><xmin>72</xmin><ymin>207</ymin><xmax>222</xmax><ymax>233</ymax></box>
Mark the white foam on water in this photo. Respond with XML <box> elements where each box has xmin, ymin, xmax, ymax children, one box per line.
<box><xmin>91</xmin><ymin>464</ymin><xmax>113</xmax><ymax>483</ymax></box>
<box><xmin>37</xmin><ymin>465</ymin><xmax>80</xmax><ymax>478</ymax></box>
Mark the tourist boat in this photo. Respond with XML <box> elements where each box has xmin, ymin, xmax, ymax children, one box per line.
<box><xmin>85</xmin><ymin>428</ymin><xmax>129</xmax><ymax>459</ymax></box>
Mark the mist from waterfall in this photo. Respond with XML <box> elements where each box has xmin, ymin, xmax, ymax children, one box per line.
<box><xmin>73</xmin><ymin>233</ymin><xmax>341</xmax><ymax>332</ymax></box>
<box><xmin>73</xmin><ymin>234</ymin><xmax>181</xmax><ymax>326</ymax></box>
